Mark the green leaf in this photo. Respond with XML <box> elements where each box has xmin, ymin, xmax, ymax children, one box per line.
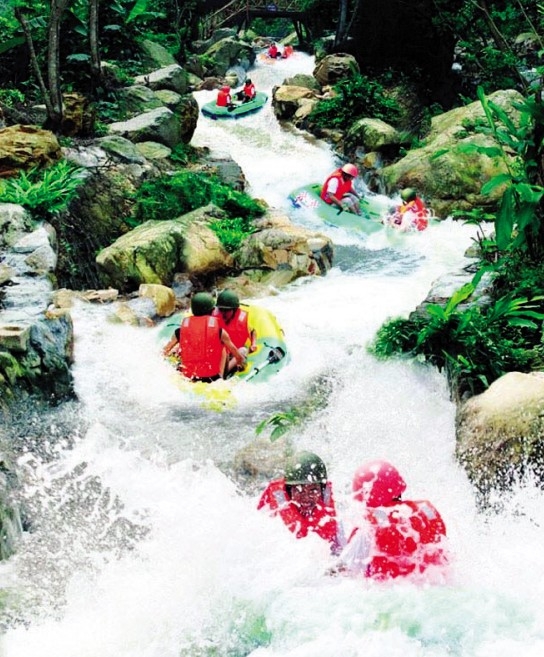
<box><xmin>0</xmin><ymin>37</ymin><xmax>25</xmax><ymax>55</ymax></box>
<box><xmin>507</xmin><ymin>318</ymin><xmax>539</xmax><ymax>329</ymax></box>
<box><xmin>457</xmin><ymin>143</ymin><xmax>502</xmax><ymax>158</ymax></box>
<box><xmin>127</xmin><ymin>0</ymin><xmax>150</xmax><ymax>23</ymax></box>
<box><xmin>481</xmin><ymin>174</ymin><xmax>512</xmax><ymax>194</ymax></box>
<box><xmin>446</xmin><ymin>282</ymin><xmax>475</xmax><ymax>313</ymax></box>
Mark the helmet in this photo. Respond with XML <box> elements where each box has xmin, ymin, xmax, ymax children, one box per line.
<box><xmin>245</xmin><ymin>78</ymin><xmax>252</xmax><ymax>84</ymax></box>
<box><xmin>285</xmin><ymin>451</ymin><xmax>327</xmax><ymax>485</ymax></box>
<box><xmin>352</xmin><ymin>460</ymin><xmax>406</xmax><ymax>507</ymax></box>
<box><xmin>341</xmin><ymin>163</ymin><xmax>358</xmax><ymax>177</ymax></box>
<box><xmin>222</xmin><ymin>85</ymin><xmax>230</xmax><ymax>92</ymax></box>
<box><xmin>216</xmin><ymin>289</ymin><xmax>240</xmax><ymax>310</ymax></box>
<box><xmin>401</xmin><ymin>188</ymin><xmax>417</xmax><ymax>202</ymax></box>
<box><xmin>191</xmin><ymin>292</ymin><xmax>215</xmax><ymax>316</ymax></box>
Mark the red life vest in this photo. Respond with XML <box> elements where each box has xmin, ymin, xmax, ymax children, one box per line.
<box><xmin>400</xmin><ymin>197</ymin><xmax>429</xmax><ymax>231</ymax></box>
<box><xmin>243</xmin><ymin>83</ymin><xmax>256</xmax><ymax>99</ymax></box>
<box><xmin>217</xmin><ymin>89</ymin><xmax>231</xmax><ymax>107</ymax></box>
<box><xmin>320</xmin><ymin>169</ymin><xmax>353</xmax><ymax>204</ymax></box>
<box><xmin>353</xmin><ymin>500</ymin><xmax>447</xmax><ymax>580</ymax></box>
<box><xmin>212</xmin><ymin>308</ymin><xmax>250</xmax><ymax>350</ymax></box>
<box><xmin>257</xmin><ymin>478</ymin><xmax>340</xmax><ymax>550</ymax></box>
<box><xmin>268</xmin><ymin>44</ymin><xmax>278</xmax><ymax>58</ymax></box>
<box><xmin>179</xmin><ymin>315</ymin><xmax>223</xmax><ymax>380</ymax></box>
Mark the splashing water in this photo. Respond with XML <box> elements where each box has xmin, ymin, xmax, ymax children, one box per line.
<box><xmin>2</xmin><ymin>53</ymin><xmax>544</xmax><ymax>657</ymax></box>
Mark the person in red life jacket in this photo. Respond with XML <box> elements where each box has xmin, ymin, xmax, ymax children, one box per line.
<box><xmin>387</xmin><ymin>188</ymin><xmax>429</xmax><ymax>231</ymax></box>
<box><xmin>235</xmin><ymin>78</ymin><xmax>256</xmax><ymax>103</ymax></box>
<box><xmin>320</xmin><ymin>163</ymin><xmax>363</xmax><ymax>215</ymax></box>
<box><xmin>162</xmin><ymin>292</ymin><xmax>246</xmax><ymax>382</ymax></box>
<box><xmin>216</xmin><ymin>85</ymin><xmax>235</xmax><ymax>109</ymax></box>
<box><xmin>212</xmin><ymin>289</ymin><xmax>257</xmax><ymax>374</ymax></box>
<box><xmin>268</xmin><ymin>42</ymin><xmax>281</xmax><ymax>59</ymax></box>
<box><xmin>257</xmin><ymin>451</ymin><xmax>344</xmax><ymax>555</ymax></box>
<box><xmin>282</xmin><ymin>45</ymin><xmax>294</xmax><ymax>58</ymax></box>
<box><xmin>335</xmin><ymin>460</ymin><xmax>448</xmax><ymax>581</ymax></box>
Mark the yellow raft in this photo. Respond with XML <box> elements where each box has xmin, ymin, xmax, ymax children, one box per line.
<box><xmin>158</xmin><ymin>304</ymin><xmax>289</xmax><ymax>410</ymax></box>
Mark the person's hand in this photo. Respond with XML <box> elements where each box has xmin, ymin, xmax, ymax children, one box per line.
<box><xmin>249</xmin><ymin>344</ymin><xmax>258</xmax><ymax>353</ymax></box>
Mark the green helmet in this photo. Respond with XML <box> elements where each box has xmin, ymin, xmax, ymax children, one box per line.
<box><xmin>285</xmin><ymin>451</ymin><xmax>327</xmax><ymax>485</ymax></box>
<box><xmin>216</xmin><ymin>289</ymin><xmax>240</xmax><ymax>310</ymax></box>
<box><xmin>191</xmin><ymin>292</ymin><xmax>215</xmax><ymax>316</ymax></box>
<box><xmin>401</xmin><ymin>188</ymin><xmax>417</xmax><ymax>202</ymax></box>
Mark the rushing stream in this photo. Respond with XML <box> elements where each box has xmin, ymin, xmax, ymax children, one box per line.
<box><xmin>2</xmin><ymin>53</ymin><xmax>544</xmax><ymax>657</ymax></box>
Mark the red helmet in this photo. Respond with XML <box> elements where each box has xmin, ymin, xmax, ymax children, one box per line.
<box><xmin>341</xmin><ymin>163</ymin><xmax>358</xmax><ymax>177</ymax></box>
<box><xmin>222</xmin><ymin>85</ymin><xmax>230</xmax><ymax>92</ymax></box>
<box><xmin>352</xmin><ymin>460</ymin><xmax>406</xmax><ymax>507</ymax></box>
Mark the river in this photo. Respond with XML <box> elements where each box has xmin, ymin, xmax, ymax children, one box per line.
<box><xmin>1</xmin><ymin>52</ymin><xmax>544</xmax><ymax>657</ymax></box>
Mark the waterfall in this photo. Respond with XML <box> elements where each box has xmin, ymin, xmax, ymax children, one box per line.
<box><xmin>1</xmin><ymin>53</ymin><xmax>544</xmax><ymax>657</ymax></box>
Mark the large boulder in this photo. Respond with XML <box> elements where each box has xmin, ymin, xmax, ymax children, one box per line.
<box><xmin>0</xmin><ymin>125</ymin><xmax>62</xmax><ymax>177</ymax></box>
<box><xmin>380</xmin><ymin>89</ymin><xmax>525</xmax><ymax>217</ymax></box>
<box><xmin>139</xmin><ymin>39</ymin><xmax>178</xmax><ymax>69</ymax></box>
<box><xmin>313</xmin><ymin>53</ymin><xmax>360</xmax><ymax>86</ymax></box>
<box><xmin>272</xmin><ymin>85</ymin><xmax>320</xmax><ymax>122</ymax></box>
<box><xmin>203</xmin><ymin>37</ymin><xmax>255</xmax><ymax>77</ymax></box>
<box><xmin>345</xmin><ymin>118</ymin><xmax>403</xmax><ymax>153</ymax></box>
<box><xmin>108</xmin><ymin>107</ymin><xmax>182</xmax><ymax>149</ymax></box>
<box><xmin>95</xmin><ymin>204</ymin><xmax>232</xmax><ymax>292</ymax></box>
<box><xmin>456</xmin><ymin>371</ymin><xmax>544</xmax><ymax>501</ymax></box>
<box><xmin>134</xmin><ymin>64</ymin><xmax>188</xmax><ymax>95</ymax></box>
<box><xmin>236</xmin><ymin>212</ymin><xmax>334</xmax><ymax>280</ymax></box>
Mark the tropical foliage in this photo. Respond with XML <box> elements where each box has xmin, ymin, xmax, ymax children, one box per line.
<box><xmin>370</xmin><ymin>280</ymin><xmax>544</xmax><ymax>397</ymax></box>
<box><xmin>0</xmin><ymin>160</ymin><xmax>87</xmax><ymax>216</ymax></box>
<box><xmin>133</xmin><ymin>171</ymin><xmax>266</xmax><ymax>252</ymax></box>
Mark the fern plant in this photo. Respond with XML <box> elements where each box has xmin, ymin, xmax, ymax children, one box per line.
<box><xmin>0</xmin><ymin>160</ymin><xmax>87</xmax><ymax>216</ymax></box>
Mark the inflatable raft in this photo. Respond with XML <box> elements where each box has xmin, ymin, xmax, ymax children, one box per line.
<box><xmin>158</xmin><ymin>304</ymin><xmax>288</xmax><ymax>409</ymax></box>
<box><xmin>289</xmin><ymin>183</ymin><xmax>391</xmax><ymax>234</ymax></box>
<box><xmin>201</xmin><ymin>91</ymin><xmax>268</xmax><ymax>120</ymax></box>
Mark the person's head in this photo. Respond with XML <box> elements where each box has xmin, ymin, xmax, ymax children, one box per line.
<box><xmin>341</xmin><ymin>163</ymin><xmax>358</xmax><ymax>180</ymax></box>
<box><xmin>400</xmin><ymin>188</ymin><xmax>417</xmax><ymax>202</ymax></box>
<box><xmin>284</xmin><ymin>451</ymin><xmax>328</xmax><ymax>515</ymax></box>
<box><xmin>191</xmin><ymin>292</ymin><xmax>215</xmax><ymax>317</ymax></box>
<box><xmin>221</xmin><ymin>85</ymin><xmax>230</xmax><ymax>93</ymax></box>
<box><xmin>245</xmin><ymin>78</ymin><xmax>252</xmax><ymax>85</ymax></box>
<box><xmin>216</xmin><ymin>289</ymin><xmax>239</xmax><ymax>321</ymax></box>
<box><xmin>352</xmin><ymin>460</ymin><xmax>406</xmax><ymax>507</ymax></box>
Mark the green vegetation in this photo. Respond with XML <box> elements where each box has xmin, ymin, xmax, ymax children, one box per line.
<box><xmin>372</xmin><ymin>83</ymin><xmax>544</xmax><ymax>397</ymax></box>
<box><xmin>370</xmin><ymin>281</ymin><xmax>544</xmax><ymax>397</ymax></box>
<box><xmin>133</xmin><ymin>171</ymin><xmax>266</xmax><ymax>252</ymax></box>
<box><xmin>308</xmin><ymin>74</ymin><xmax>402</xmax><ymax>132</ymax></box>
<box><xmin>0</xmin><ymin>160</ymin><xmax>87</xmax><ymax>217</ymax></box>
<box><xmin>168</xmin><ymin>143</ymin><xmax>200</xmax><ymax>167</ymax></box>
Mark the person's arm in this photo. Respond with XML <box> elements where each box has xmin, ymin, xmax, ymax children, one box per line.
<box><xmin>221</xmin><ymin>329</ymin><xmax>246</xmax><ymax>366</ymax></box>
<box><xmin>163</xmin><ymin>331</ymin><xmax>178</xmax><ymax>357</ymax></box>
<box><xmin>249</xmin><ymin>328</ymin><xmax>257</xmax><ymax>353</ymax></box>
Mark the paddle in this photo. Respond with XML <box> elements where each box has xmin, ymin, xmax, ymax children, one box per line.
<box><xmin>245</xmin><ymin>346</ymin><xmax>286</xmax><ymax>381</ymax></box>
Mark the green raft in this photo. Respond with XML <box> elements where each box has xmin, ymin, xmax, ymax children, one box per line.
<box><xmin>289</xmin><ymin>183</ymin><xmax>391</xmax><ymax>234</ymax></box>
<box><xmin>201</xmin><ymin>91</ymin><xmax>268</xmax><ymax>120</ymax></box>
